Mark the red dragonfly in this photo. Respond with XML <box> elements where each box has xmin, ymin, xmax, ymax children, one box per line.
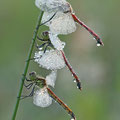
<box><xmin>40</xmin><ymin>1</ymin><xmax>104</xmax><ymax>46</ymax></box>
<box><xmin>36</xmin><ymin>31</ymin><xmax>82</xmax><ymax>90</ymax></box>
<box><xmin>22</xmin><ymin>71</ymin><xmax>76</xmax><ymax>120</ymax></box>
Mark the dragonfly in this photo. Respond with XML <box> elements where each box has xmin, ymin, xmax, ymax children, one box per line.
<box><xmin>37</xmin><ymin>0</ymin><xmax>104</xmax><ymax>46</ymax></box>
<box><xmin>22</xmin><ymin>71</ymin><xmax>76</xmax><ymax>120</ymax></box>
<box><xmin>35</xmin><ymin>31</ymin><xmax>82</xmax><ymax>90</ymax></box>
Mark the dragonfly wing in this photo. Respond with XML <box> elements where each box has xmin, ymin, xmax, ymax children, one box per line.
<box><xmin>49</xmin><ymin>32</ymin><xmax>65</xmax><ymax>50</ymax></box>
<box><xmin>35</xmin><ymin>0</ymin><xmax>70</xmax><ymax>12</ymax></box>
<box><xmin>41</xmin><ymin>12</ymin><xmax>55</xmax><ymax>26</ymax></box>
<box><xmin>34</xmin><ymin>49</ymin><xmax>66</xmax><ymax>70</ymax></box>
<box><xmin>49</xmin><ymin>12</ymin><xmax>76</xmax><ymax>35</ymax></box>
<box><xmin>33</xmin><ymin>88</ymin><xmax>52</xmax><ymax>107</ymax></box>
<box><xmin>46</xmin><ymin>70</ymin><xmax>57</xmax><ymax>87</ymax></box>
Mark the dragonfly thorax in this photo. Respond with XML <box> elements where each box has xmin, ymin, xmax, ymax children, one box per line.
<box><xmin>36</xmin><ymin>78</ymin><xmax>47</xmax><ymax>88</ymax></box>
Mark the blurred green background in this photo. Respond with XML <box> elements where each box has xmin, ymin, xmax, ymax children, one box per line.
<box><xmin>0</xmin><ymin>0</ymin><xmax>120</xmax><ymax>120</ymax></box>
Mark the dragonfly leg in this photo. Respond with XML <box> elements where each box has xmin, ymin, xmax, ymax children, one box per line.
<box><xmin>39</xmin><ymin>12</ymin><xmax>57</xmax><ymax>26</ymax></box>
<box><xmin>37</xmin><ymin>36</ymin><xmax>48</xmax><ymax>41</ymax></box>
<box><xmin>19</xmin><ymin>85</ymin><xmax>35</xmax><ymax>100</ymax></box>
<box><xmin>22</xmin><ymin>74</ymin><xmax>32</xmax><ymax>82</ymax></box>
<box><xmin>24</xmin><ymin>82</ymin><xmax>34</xmax><ymax>89</ymax></box>
<box><xmin>36</xmin><ymin>42</ymin><xmax>48</xmax><ymax>49</ymax></box>
<box><xmin>35</xmin><ymin>36</ymin><xmax>48</xmax><ymax>49</ymax></box>
<box><xmin>43</xmin><ymin>43</ymin><xmax>50</xmax><ymax>53</ymax></box>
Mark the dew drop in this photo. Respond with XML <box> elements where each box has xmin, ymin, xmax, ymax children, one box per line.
<box><xmin>97</xmin><ymin>43</ymin><xmax>101</xmax><ymax>47</ymax></box>
<box><xmin>73</xmin><ymin>80</ymin><xmax>76</xmax><ymax>83</ymax></box>
<box><xmin>39</xmin><ymin>47</ymin><xmax>43</xmax><ymax>50</ymax></box>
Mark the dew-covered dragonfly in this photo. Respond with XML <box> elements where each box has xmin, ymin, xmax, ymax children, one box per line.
<box><xmin>22</xmin><ymin>71</ymin><xmax>76</xmax><ymax>120</ymax></box>
<box><xmin>35</xmin><ymin>31</ymin><xmax>82</xmax><ymax>90</ymax></box>
<box><xmin>36</xmin><ymin>0</ymin><xmax>104</xmax><ymax>46</ymax></box>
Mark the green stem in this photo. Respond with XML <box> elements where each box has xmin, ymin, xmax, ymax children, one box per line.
<box><xmin>12</xmin><ymin>11</ymin><xmax>44</xmax><ymax>120</ymax></box>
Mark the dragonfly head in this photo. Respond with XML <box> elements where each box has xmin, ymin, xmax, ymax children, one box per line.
<box><xmin>29</xmin><ymin>71</ymin><xmax>37</xmax><ymax>81</ymax></box>
<box><xmin>63</xmin><ymin>2</ymin><xmax>73</xmax><ymax>13</ymax></box>
<box><xmin>41</xmin><ymin>31</ymin><xmax>49</xmax><ymax>41</ymax></box>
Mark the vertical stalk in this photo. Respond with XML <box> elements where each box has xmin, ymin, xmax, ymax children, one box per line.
<box><xmin>12</xmin><ymin>11</ymin><xmax>44</xmax><ymax>120</ymax></box>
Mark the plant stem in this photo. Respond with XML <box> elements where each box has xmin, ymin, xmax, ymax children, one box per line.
<box><xmin>12</xmin><ymin>11</ymin><xmax>44</xmax><ymax>120</ymax></box>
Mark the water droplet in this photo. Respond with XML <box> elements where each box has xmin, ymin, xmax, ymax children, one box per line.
<box><xmin>39</xmin><ymin>47</ymin><xmax>43</xmax><ymax>50</ymax></box>
<box><xmin>73</xmin><ymin>80</ymin><xmax>76</xmax><ymax>83</ymax></box>
<box><xmin>97</xmin><ymin>43</ymin><xmax>101</xmax><ymax>47</ymax></box>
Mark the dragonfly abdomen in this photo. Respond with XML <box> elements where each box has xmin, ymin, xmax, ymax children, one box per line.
<box><xmin>47</xmin><ymin>88</ymin><xmax>76</xmax><ymax>120</ymax></box>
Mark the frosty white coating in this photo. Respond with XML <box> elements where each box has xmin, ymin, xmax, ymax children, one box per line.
<box><xmin>41</xmin><ymin>11</ymin><xmax>55</xmax><ymax>26</ymax></box>
<box><xmin>49</xmin><ymin>32</ymin><xmax>65</xmax><ymax>50</ymax></box>
<box><xmin>34</xmin><ymin>50</ymin><xmax>65</xmax><ymax>70</ymax></box>
<box><xmin>33</xmin><ymin>88</ymin><xmax>52</xmax><ymax>107</ymax></box>
<box><xmin>42</xmin><ymin>12</ymin><xmax>76</xmax><ymax>35</ymax></box>
<box><xmin>49</xmin><ymin>12</ymin><xmax>76</xmax><ymax>35</ymax></box>
<box><xmin>46</xmin><ymin>70</ymin><xmax>57</xmax><ymax>87</ymax></box>
<box><xmin>34</xmin><ymin>50</ymin><xmax>43</xmax><ymax>60</ymax></box>
<box><xmin>35</xmin><ymin>0</ymin><xmax>70</xmax><ymax>12</ymax></box>
<box><xmin>71</xmin><ymin>119</ymin><xmax>75</xmax><ymax>120</ymax></box>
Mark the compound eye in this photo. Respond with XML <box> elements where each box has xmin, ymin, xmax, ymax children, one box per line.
<box><xmin>42</xmin><ymin>31</ymin><xmax>49</xmax><ymax>36</ymax></box>
<box><xmin>29</xmin><ymin>71</ymin><xmax>36</xmax><ymax>76</ymax></box>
